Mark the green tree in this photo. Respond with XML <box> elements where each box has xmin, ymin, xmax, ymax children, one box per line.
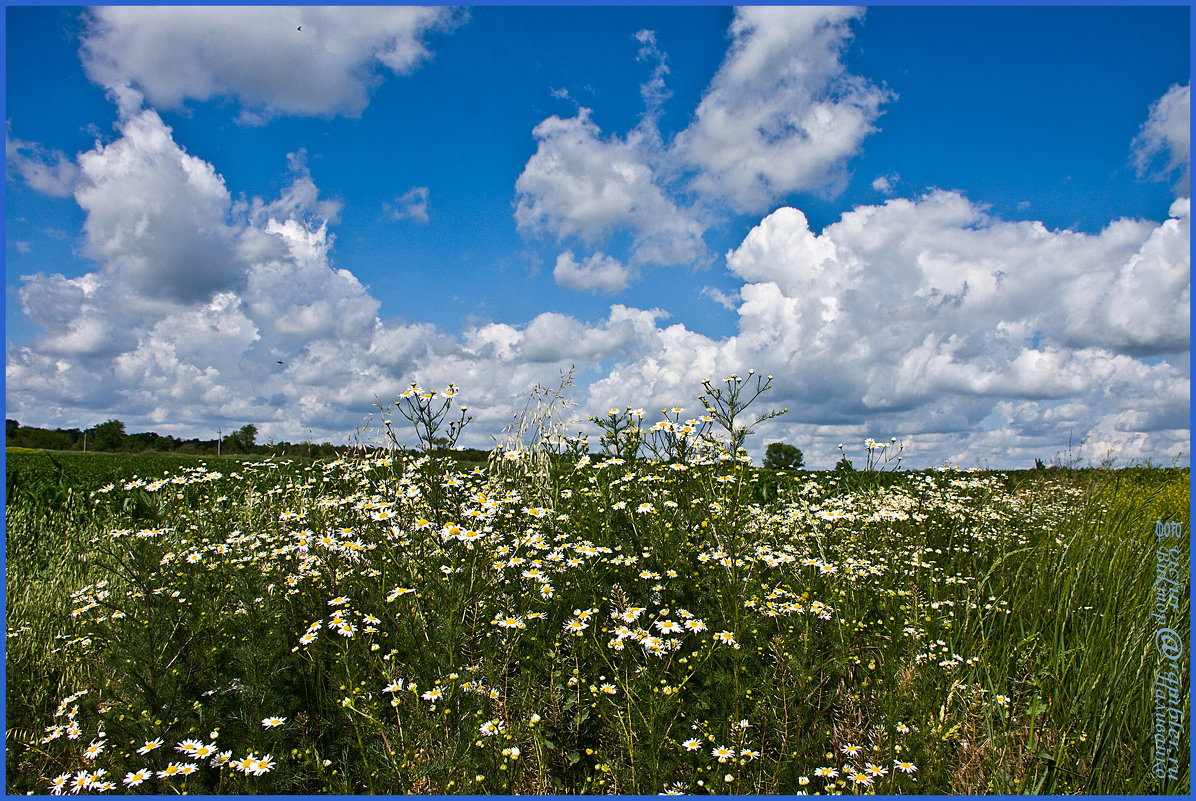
<box><xmin>834</xmin><ymin>456</ymin><xmax>855</xmax><ymax>472</ymax></box>
<box><xmin>763</xmin><ymin>442</ymin><xmax>804</xmax><ymax>470</ymax></box>
<box><xmin>25</xmin><ymin>428</ymin><xmax>72</xmax><ymax>450</ymax></box>
<box><xmin>92</xmin><ymin>419</ymin><xmax>126</xmax><ymax>452</ymax></box>
<box><xmin>234</xmin><ymin>424</ymin><xmax>258</xmax><ymax>452</ymax></box>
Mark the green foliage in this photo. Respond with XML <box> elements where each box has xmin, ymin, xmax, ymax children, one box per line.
<box><xmin>92</xmin><ymin>419</ymin><xmax>127</xmax><ymax>452</ymax></box>
<box><xmin>387</xmin><ymin>382</ymin><xmax>471</xmax><ymax>456</ymax></box>
<box><xmin>7</xmin><ymin>419</ymin><xmax>342</xmax><ymax>458</ymax></box>
<box><xmin>763</xmin><ymin>442</ymin><xmax>804</xmax><ymax>471</ymax></box>
<box><xmin>836</xmin><ymin>437</ymin><xmax>902</xmax><ymax>473</ymax></box>
<box><xmin>233</xmin><ymin>424</ymin><xmax>258</xmax><ymax>451</ymax></box>
<box><xmin>591</xmin><ymin>407</ymin><xmax>645</xmax><ymax>462</ymax></box>
<box><xmin>697</xmin><ymin>371</ymin><xmax>786</xmax><ymax>455</ymax></box>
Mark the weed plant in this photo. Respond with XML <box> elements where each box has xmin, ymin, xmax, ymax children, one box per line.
<box><xmin>5</xmin><ymin>378</ymin><xmax>1190</xmax><ymax>795</ymax></box>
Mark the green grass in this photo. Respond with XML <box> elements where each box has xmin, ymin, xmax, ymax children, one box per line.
<box><xmin>5</xmin><ymin>444</ymin><xmax>1190</xmax><ymax>795</ymax></box>
<box><xmin>6</xmin><ymin>447</ymin><xmax>290</xmax><ymax>487</ymax></box>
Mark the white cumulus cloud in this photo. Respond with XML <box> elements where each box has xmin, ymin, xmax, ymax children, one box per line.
<box><xmin>8</xmin><ymin>108</ymin><xmax>386</xmax><ymax>439</ymax></box>
<box><xmin>871</xmin><ymin>173</ymin><xmax>899</xmax><ymax>194</ymax></box>
<box><xmin>567</xmin><ymin>189</ymin><xmax>1188</xmax><ymax>467</ymax></box>
<box><xmin>6</xmin><ymin>106</ymin><xmax>678</xmax><ymax>449</ymax></box>
<box><xmin>717</xmin><ymin>191</ymin><xmax>1188</xmax><ymax>464</ymax></box>
<box><xmin>10</xmin><ymin>176</ymin><xmax>1190</xmax><ymax>466</ymax></box>
<box><xmin>6</xmin><ymin>130</ymin><xmax>79</xmax><ymax>197</ymax></box>
<box><xmin>553</xmin><ymin>251</ymin><xmax>632</xmax><ymax>293</ymax></box>
<box><xmin>675</xmin><ymin>6</ymin><xmax>892</xmax><ymax>212</ymax></box>
<box><xmin>79</xmin><ymin>6</ymin><xmax>462</xmax><ymax>120</ymax></box>
<box><xmin>72</xmin><ymin>109</ymin><xmax>242</xmax><ymax>305</ymax></box>
<box><xmin>515</xmin><ymin>6</ymin><xmax>890</xmax><ymax>291</ymax></box>
<box><xmin>515</xmin><ymin>109</ymin><xmax>706</xmax><ymax>269</ymax></box>
<box><xmin>1132</xmin><ymin>82</ymin><xmax>1190</xmax><ymax>195</ymax></box>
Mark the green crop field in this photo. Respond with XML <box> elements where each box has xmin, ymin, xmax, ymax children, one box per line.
<box><xmin>6</xmin><ymin>449</ymin><xmax>280</xmax><ymax>499</ymax></box>
<box><xmin>4</xmin><ymin>382</ymin><xmax>1190</xmax><ymax>795</ymax></box>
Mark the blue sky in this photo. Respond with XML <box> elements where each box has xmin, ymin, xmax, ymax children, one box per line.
<box><xmin>5</xmin><ymin>5</ymin><xmax>1191</xmax><ymax>468</ymax></box>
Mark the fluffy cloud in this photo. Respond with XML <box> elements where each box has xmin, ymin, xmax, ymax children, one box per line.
<box><xmin>727</xmin><ymin>191</ymin><xmax>1189</xmax><ymax>370</ymax></box>
<box><xmin>79</xmin><ymin>6</ymin><xmax>461</xmax><ymax>119</ymax></box>
<box><xmin>5</xmin><ymin>107</ymin><xmax>674</xmax><ymax>448</ymax></box>
<box><xmin>385</xmin><ymin>186</ymin><xmax>430</xmax><ymax>223</ymax></box>
<box><xmin>675</xmin><ymin>6</ymin><xmax>891</xmax><ymax>212</ymax></box>
<box><xmin>468</xmin><ymin>305</ymin><xmax>666</xmax><ymax>366</ymax></box>
<box><xmin>7</xmin><ymin>104</ymin><xmax>1189</xmax><ymax>466</ymax></box>
<box><xmin>10</xmin><ymin>175</ymin><xmax>1190</xmax><ymax>466</ymax></box>
<box><xmin>515</xmin><ymin>7</ymin><xmax>889</xmax><ymax>290</ymax></box>
<box><xmin>1132</xmin><ymin>83</ymin><xmax>1190</xmax><ymax>194</ymax></box>
<box><xmin>553</xmin><ymin>251</ymin><xmax>632</xmax><ymax>293</ymax></box>
<box><xmin>871</xmin><ymin>173</ymin><xmax>899</xmax><ymax>195</ymax></box>
<box><xmin>515</xmin><ymin>109</ymin><xmax>706</xmax><ymax>269</ymax></box>
<box><xmin>15</xmin><ymin>272</ymin><xmax>126</xmax><ymax>358</ymax></box>
<box><xmin>6</xmin><ymin>131</ymin><xmax>78</xmax><ymax>197</ymax></box>
<box><xmin>720</xmin><ymin>192</ymin><xmax>1188</xmax><ymax>464</ymax></box>
<box><xmin>558</xmin><ymin>190</ymin><xmax>1187</xmax><ymax>467</ymax></box>
<box><xmin>8</xmin><ymin>110</ymin><xmax>389</xmax><ymax>439</ymax></box>
<box><xmin>73</xmin><ymin>109</ymin><xmax>242</xmax><ymax>304</ymax></box>
<box><xmin>523</xmin><ymin>188</ymin><xmax>1168</xmax><ymax>457</ymax></box>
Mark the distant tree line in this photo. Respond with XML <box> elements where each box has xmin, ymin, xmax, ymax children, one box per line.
<box><xmin>9</xmin><ymin>419</ymin><xmax>819</xmax><ymax>469</ymax></box>
<box><xmin>6</xmin><ymin>419</ymin><xmax>350</xmax><ymax>458</ymax></box>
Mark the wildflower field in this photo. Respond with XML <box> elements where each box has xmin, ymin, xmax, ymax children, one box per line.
<box><xmin>5</xmin><ymin>377</ymin><xmax>1191</xmax><ymax>795</ymax></box>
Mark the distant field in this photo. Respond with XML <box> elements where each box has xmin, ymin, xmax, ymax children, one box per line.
<box><xmin>5</xmin><ymin>449</ymin><xmax>292</xmax><ymax>524</ymax></box>
<box><xmin>4</xmin><ymin>442</ymin><xmax>1190</xmax><ymax>795</ymax></box>
<box><xmin>6</xmin><ymin>448</ymin><xmax>274</xmax><ymax>490</ymax></box>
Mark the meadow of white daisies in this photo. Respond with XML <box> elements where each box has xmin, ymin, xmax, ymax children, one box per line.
<box><xmin>5</xmin><ymin>375</ymin><xmax>1190</xmax><ymax>794</ymax></box>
